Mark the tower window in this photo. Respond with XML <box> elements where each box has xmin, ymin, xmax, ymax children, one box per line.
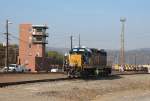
<box><xmin>36</xmin><ymin>28</ymin><xmax>43</xmax><ymax>32</ymax></box>
<box><xmin>36</xmin><ymin>37</ymin><xmax>42</xmax><ymax>41</ymax></box>
<box><xmin>29</xmin><ymin>43</ymin><xmax>31</xmax><ymax>48</ymax></box>
<box><xmin>29</xmin><ymin>28</ymin><xmax>32</xmax><ymax>32</ymax></box>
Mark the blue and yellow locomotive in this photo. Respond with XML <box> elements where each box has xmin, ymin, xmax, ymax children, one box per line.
<box><xmin>64</xmin><ymin>46</ymin><xmax>111</xmax><ymax>78</ymax></box>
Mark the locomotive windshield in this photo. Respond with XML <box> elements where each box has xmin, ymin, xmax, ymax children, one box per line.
<box><xmin>70</xmin><ymin>48</ymin><xmax>91</xmax><ymax>56</ymax></box>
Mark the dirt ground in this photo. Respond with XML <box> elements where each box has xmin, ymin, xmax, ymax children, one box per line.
<box><xmin>0</xmin><ymin>74</ymin><xmax>150</xmax><ymax>101</ymax></box>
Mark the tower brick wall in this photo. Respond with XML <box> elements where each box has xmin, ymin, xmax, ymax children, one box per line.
<box><xmin>18</xmin><ymin>24</ymin><xmax>48</xmax><ymax>72</ymax></box>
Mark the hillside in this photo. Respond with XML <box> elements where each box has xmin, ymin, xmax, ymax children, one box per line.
<box><xmin>47</xmin><ymin>47</ymin><xmax>150</xmax><ymax>65</ymax></box>
<box><xmin>107</xmin><ymin>48</ymin><xmax>150</xmax><ymax>65</ymax></box>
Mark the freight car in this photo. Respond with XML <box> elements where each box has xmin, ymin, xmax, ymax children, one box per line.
<box><xmin>63</xmin><ymin>46</ymin><xmax>111</xmax><ymax>78</ymax></box>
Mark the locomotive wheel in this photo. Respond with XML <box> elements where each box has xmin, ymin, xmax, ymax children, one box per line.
<box><xmin>67</xmin><ymin>71</ymin><xmax>72</xmax><ymax>78</ymax></box>
<box><xmin>81</xmin><ymin>70</ymin><xmax>88</xmax><ymax>78</ymax></box>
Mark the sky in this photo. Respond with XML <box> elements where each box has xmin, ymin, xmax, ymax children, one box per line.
<box><xmin>0</xmin><ymin>0</ymin><xmax>150</xmax><ymax>50</ymax></box>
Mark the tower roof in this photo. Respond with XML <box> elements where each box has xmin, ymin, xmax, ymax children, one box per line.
<box><xmin>32</xmin><ymin>25</ymin><xmax>48</xmax><ymax>29</ymax></box>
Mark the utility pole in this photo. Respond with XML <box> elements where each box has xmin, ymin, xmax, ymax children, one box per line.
<box><xmin>5</xmin><ymin>20</ymin><xmax>12</xmax><ymax>72</ymax></box>
<box><xmin>135</xmin><ymin>53</ymin><xmax>137</xmax><ymax>66</ymax></box>
<box><xmin>70</xmin><ymin>35</ymin><xmax>73</xmax><ymax>50</ymax></box>
<box><xmin>120</xmin><ymin>17</ymin><xmax>126</xmax><ymax>69</ymax></box>
<box><xmin>79</xmin><ymin>34</ymin><xmax>80</xmax><ymax>48</ymax></box>
<box><xmin>6</xmin><ymin>20</ymin><xmax>9</xmax><ymax>72</ymax></box>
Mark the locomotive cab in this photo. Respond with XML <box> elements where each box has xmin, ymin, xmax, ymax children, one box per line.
<box><xmin>69</xmin><ymin>47</ymin><xmax>91</xmax><ymax>67</ymax></box>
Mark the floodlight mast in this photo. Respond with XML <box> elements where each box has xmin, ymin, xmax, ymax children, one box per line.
<box><xmin>120</xmin><ymin>17</ymin><xmax>126</xmax><ymax>69</ymax></box>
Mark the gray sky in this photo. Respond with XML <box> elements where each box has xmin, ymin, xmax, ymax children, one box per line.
<box><xmin>0</xmin><ymin>0</ymin><xmax>150</xmax><ymax>50</ymax></box>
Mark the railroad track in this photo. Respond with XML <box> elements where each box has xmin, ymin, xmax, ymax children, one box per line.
<box><xmin>0</xmin><ymin>72</ymin><xmax>69</xmax><ymax>88</ymax></box>
<box><xmin>0</xmin><ymin>71</ymin><xmax>148</xmax><ymax>88</ymax></box>
<box><xmin>0</xmin><ymin>77</ymin><xmax>71</xmax><ymax>88</ymax></box>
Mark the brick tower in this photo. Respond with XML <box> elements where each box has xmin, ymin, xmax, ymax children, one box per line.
<box><xmin>18</xmin><ymin>24</ymin><xmax>48</xmax><ymax>72</ymax></box>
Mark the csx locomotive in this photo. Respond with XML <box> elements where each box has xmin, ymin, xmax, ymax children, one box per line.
<box><xmin>64</xmin><ymin>46</ymin><xmax>111</xmax><ymax>78</ymax></box>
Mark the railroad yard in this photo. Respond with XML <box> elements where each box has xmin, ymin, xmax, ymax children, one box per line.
<box><xmin>1</xmin><ymin>0</ymin><xmax>150</xmax><ymax>101</ymax></box>
<box><xmin>0</xmin><ymin>72</ymin><xmax>150</xmax><ymax>101</ymax></box>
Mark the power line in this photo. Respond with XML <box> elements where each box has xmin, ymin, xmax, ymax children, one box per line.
<box><xmin>10</xmin><ymin>34</ymin><xmax>29</xmax><ymax>44</ymax></box>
